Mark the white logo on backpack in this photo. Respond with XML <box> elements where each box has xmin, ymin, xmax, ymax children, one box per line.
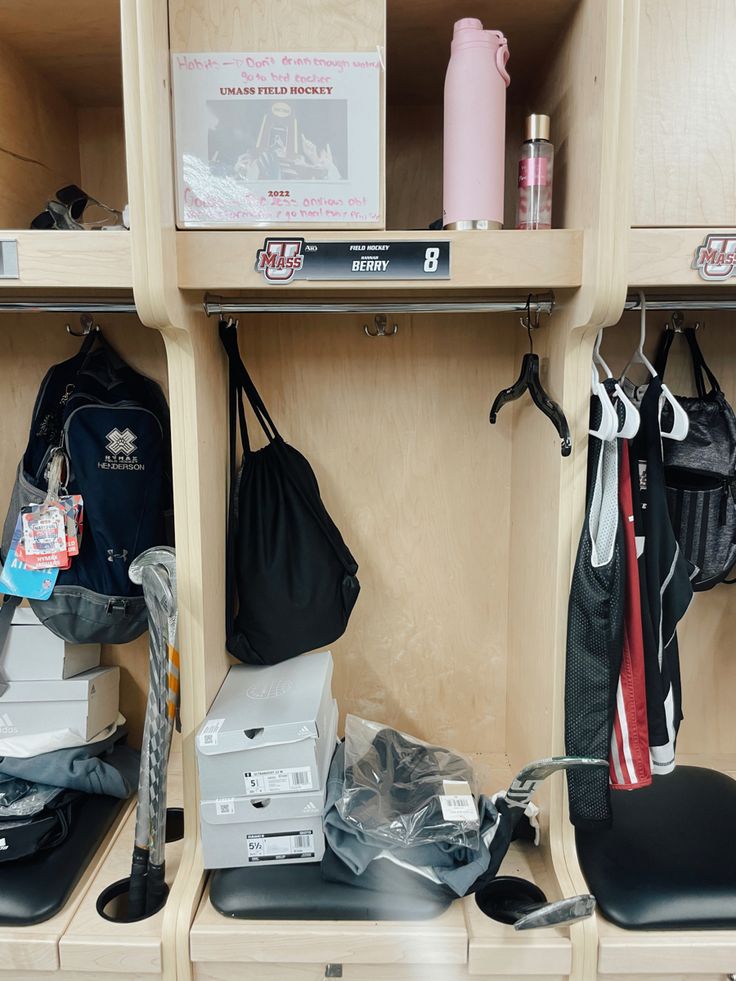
<box><xmin>106</xmin><ymin>428</ymin><xmax>137</xmax><ymax>455</ymax></box>
<box><xmin>0</xmin><ymin>839</ymin><xmax>8</xmax><ymax>851</ymax></box>
<box><xmin>99</xmin><ymin>428</ymin><xmax>145</xmax><ymax>472</ymax></box>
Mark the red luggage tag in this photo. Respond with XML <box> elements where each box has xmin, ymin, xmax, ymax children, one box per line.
<box><xmin>58</xmin><ymin>494</ymin><xmax>83</xmax><ymax>557</ymax></box>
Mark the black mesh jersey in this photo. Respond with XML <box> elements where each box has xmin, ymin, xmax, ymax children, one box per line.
<box><xmin>565</xmin><ymin>414</ymin><xmax>625</xmax><ymax>828</ymax></box>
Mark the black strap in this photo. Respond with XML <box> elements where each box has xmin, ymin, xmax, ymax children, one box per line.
<box><xmin>655</xmin><ymin>326</ymin><xmax>721</xmax><ymax>397</ymax></box>
<box><xmin>684</xmin><ymin>327</ymin><xmax>722</xmax><ymax>395</ymax></box>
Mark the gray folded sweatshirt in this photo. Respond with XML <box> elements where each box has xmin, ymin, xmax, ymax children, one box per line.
<box><xmin>0</xmin><ymin>727</ymin><xmax>139</xmax><ymax>799</ymax></box>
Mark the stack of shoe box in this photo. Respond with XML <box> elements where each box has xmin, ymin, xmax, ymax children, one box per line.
<box><xmin>0</xmin><ymin>606</ymin><xmax>119</xmax><ymax>741</ymax></box>
<box><xmin>196</xmin><ymin>650</ymin><xmax>337</xmax><ymax>869</ymax></box>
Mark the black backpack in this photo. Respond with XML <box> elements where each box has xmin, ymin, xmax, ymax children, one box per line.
<box><xmin>656</xmin><ymin>326</ymin><xmax>736</xmax><ymax>590</ymax></box>
<box><xmin>1</xmin><ymin>331</ymin><xmax>173</xmax><ymax>643</ymax></box>
<box><xmin>220</xmin><ymin>320</ymin><xmax>360</xmax><ymax>666</ymax></box>
<box><xmin>0</xmin><ymin>788</ymin><xmax>79</xmax><ymax>863</ymax></box>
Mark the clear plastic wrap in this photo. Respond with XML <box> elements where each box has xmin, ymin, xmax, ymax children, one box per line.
<box><xmin>336</xmin><ymin>715</ymin><xmax>481</xmax><ymax>850</ymax></box>
<box><xmin>0</xmin><ymin>783</ymin><xmax>62</xmax><ymax>824</ymax></box>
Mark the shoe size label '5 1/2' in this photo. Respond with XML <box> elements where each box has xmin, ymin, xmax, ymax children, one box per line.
<box><xmin>246</xmin><ymin>830</ymin><xmax>315</xmax><ymax>862</ymax></box>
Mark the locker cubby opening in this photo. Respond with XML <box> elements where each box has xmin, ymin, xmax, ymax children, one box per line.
<box><xmin>596</xmin><ymin>308</ymin><xmax>736</xmax><ymax>777</ymax></box>
<box><xmin>385</xmin><ymin>0</ymin><xmax>585</xmax><ymax>231</ymax></box>
<box><xmin>580</xmin><ymin>307</ymin><xmax>736</xmax><ymax>972</ymax></box>
<box><xmin>186</xmin><ymin>307</ymin><xmax>574</xmax><ymax>974</ymax></box>
<box><xmin>0</xmin><ymin>2</ymin><xmax>127</xmax><ymax>231</ymax></box>
<box><xmin>0</xmin><ymin>311</ymin><xmax>181</xmax><ymax>971</ymax></box>
<box><xmin>0</xmin><ymin>313</ymin><xmax>169</xmax><ymax>747</ymax></box>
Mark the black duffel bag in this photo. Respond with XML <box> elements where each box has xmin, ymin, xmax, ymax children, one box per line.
<box><xmin>219</xmin><ymin>320</ymin><xmax>360</xmax><ymax>666</ymax></box>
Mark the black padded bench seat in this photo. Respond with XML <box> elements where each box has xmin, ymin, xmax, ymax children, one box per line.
<box><xmin>211</xmin><ymin>860</ymin><xmax>452</xmax><ymax>921</ymax></box>
<box><xmin>0</xmin><ymin>794</ymin><xmax>124</xmax><ymax>927</ymax></box>
<box><xmin>576</xmin><ymin>766</ymin><xmax>736</xmax><ymax>930</ymax></box>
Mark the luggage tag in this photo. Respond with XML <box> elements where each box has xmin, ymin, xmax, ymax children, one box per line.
<box><xmin>57</xmin><ymin>494</ymin><xmax>83</xmax><ymax>557</ymax></box>
<box><xmin>20</xmin><ymin>504</ymin><xmax>68</xmax><ymax>570</ymax></box>
<box><xmin>0</xmin><ymin>513</ymin><xmax>58</xmax><ymax>600</ymax></box>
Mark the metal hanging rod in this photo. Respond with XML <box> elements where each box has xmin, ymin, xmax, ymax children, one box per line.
<box><xmin>203</xmin><ymin>291</ymin><xmax>555</xmax><ymax>317</ymax></box>
<box><xmin>0</xmin><ymin>298</ymin><xmax>136</xmax><ymax>314</ymax></box>
<box><xmin>625</xmin><ymin>293</ymin><xmax>736</xmax><ymax>312</ymax></box>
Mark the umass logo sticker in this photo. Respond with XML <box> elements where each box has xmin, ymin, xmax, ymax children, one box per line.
<box><xmin>255</xmin><ymin>237</ymin><xmax>306</xmax><ymax>284</ymax></box>
<box><xmin>692</xmin><ymin>233</ymin><xmax>736</xmax><ymax>281</ymax></box>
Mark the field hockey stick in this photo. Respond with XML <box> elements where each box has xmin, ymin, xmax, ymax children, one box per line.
<box><xmin>128</xmin><ymin>548</ymin><xmax>175</xmax><ymax>917</ymax></box>
<box><xmin>503</xmin><ymin>756</ymin><xmax>608</xmax><ymax>812</ymax></box>
<box><xmin>132</xmin><ymin>548</ymin><xmax>178</xmax><ymax>915</ymax></box>
<box><xmin>127</xmin><ymin>642</ymin><xmax>154</xmax><ymax>917</ymax></box>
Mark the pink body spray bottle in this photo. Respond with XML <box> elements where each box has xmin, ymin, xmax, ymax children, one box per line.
<box><xmin>443</xmin><ymin>18</ymin><xmax>510</xmax><ymax>230</ymax></box>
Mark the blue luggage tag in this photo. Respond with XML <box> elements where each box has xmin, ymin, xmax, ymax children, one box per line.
<box><xmin>0</xmin><ymin>513</ymin><xmax>58</xmax><ymax>600</ymax></box>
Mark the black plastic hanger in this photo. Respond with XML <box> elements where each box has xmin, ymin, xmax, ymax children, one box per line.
<box><xmin>489</xmin><ymin>298</ymin><xmax>572</xmax><ymax>457</ymax></box>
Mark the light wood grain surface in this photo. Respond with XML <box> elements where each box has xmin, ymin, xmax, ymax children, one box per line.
<box><xmin>233</xmin><ymin>312</ymin><xmax>518</xmax><ymax>753</ymax></box>
<box><xmin>78</xmin><ymin>108</ymin><xmax>129</xmax><ymax>213</ymax></box>
<box><xmin>0</xmin><ymin>1</ymin><xmax>122</xmax><ymax>107</ymax></box>
<box><xmin>0</xmin><ymin>231</ymin><xmax>132</xmax><ymax>289</ymax></box>
<box><xmin>176</xmin><ymin>229</ymin><xmax>583</xmax><ymax>290</ymax></box>
<box><xmin>0</xmin><ymin>38</ymin><xmax>81</xmax><ymax>229</ymax></box>
<box><xmin>465</xmin><ymin>842</ymin><xmax>572</xmax><ymax>977</ymax></box>
<box><xmin>191</xmin><ymin>890</ymin><xmax>468</xmax><ymax>966</ymax></box>
<box><xmin>196</xmin><ymin>966</ymin><xmax>566</xmax><ymax>981</ymax></box>
<box><xmin>386</xmin><ymin>0</ymin><xmax>575</xmax><ymax>106</ymax></box>
<box><xmin>60</xmin><ymin>760</ymin><xmax>184</xmax><ymax>975</ymax></box>
<box><xmin>630</xmin><ymin>228</ymin><xmax>736</xmax><ymax>287</ymax></box>
<box><xmin>633</xmin><ymin>0</ymin><xmax>736</xmax><ymax>227</ymax></box>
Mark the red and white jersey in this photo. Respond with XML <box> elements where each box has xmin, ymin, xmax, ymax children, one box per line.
<box><xmin>610</xmin><ymin>442</ymin><xmax>652</xmax><ymax>790</ymax></box>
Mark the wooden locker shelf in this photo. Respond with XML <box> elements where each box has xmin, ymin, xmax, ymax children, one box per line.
<box><xmin>465</xmin><ymin>841</ymin><xmax>572</xmax><ymax>977</ymax></box>
<box><xmin>176</xmin><ymin>229</ymin><xmax>584</xmax><ymax>292</ymax></box>
<box><xmin>0</xmin><ymin>231</ymin><xmax>133</xmax><ymax>291</ymax></box>
<box><xmin>191</xmin><ymin>894</ymin><xmax>469</xmax><ymax>968</ymax></box>
<box><xmin>189</xmin><ymin>757</ymin><xmax>569</xmax><ymax>979</ymax></box>
<box><xmin>0</xmin><ymin>799</ymin><xmax>133</xmax><ymax>976</ymax></box>
<box><xmin>188</xmin><ymin>752</ymin><xmax>511</xmax><ymax>971</ymax></box>
<box><xmin>597</xmin><ymin>916</ymin><xmax>736</xmax><ymax>976</ymax></box>
<box><xmin>59</xmin><ymin>755</ymin><xmax>184</xmax><ymax>976</ymax></box>
<box><xmin>629</xmin><ymin>227</ymin><xmax>736</xmax><ymax>287</ymax></box>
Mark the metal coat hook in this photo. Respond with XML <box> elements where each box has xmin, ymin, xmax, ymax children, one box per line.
<box><xmin>521</xmin><ymin>293</ymin><xmax>544</xmax><ymax>353</ymax></box>
<box><xmin>364</xmin><ymin>314</ymin><xmax>398</xmax><ymax>337</ymax></box>
<box><xmin>66</xmin><ymin>313</ymin><xmax>100</xmax><ymax>337</ymax></box>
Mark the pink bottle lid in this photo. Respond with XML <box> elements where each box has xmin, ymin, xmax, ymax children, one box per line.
<box><xmin>451</xmin><ymin>18</ymin><xmax>509</xmax><ymax>83</ymax></box>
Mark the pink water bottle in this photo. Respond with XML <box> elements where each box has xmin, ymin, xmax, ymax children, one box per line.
<box><xmin>443</xmin><ymin>18</ymin><xmax>510</xmax><ymax>230</ymax></box>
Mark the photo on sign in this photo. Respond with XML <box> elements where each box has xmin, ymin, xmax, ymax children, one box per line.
<box><xmin>207</xmin><ymin>99</ymin><xmax>348</xmax><ymax>182</ymax></box>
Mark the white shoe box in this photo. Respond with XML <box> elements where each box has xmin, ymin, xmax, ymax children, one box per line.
<box><xmin>196</xmin><ymin>650</ymin><xmax>334</xmax><ymax>801</ymax></box>
<box><xmin>1</xmin><ymin>606</ymin><xmax>101</xmax><ymax>681</ymax></box>
<box><xmin>200</xmin><ymin>699</ymin><xmax>338</xmax><ymax>869</ymax></box>
<box><xmin>0</xmin><ymin>666</ymin><xmax>120</xmax><ymax>740</ymax></box>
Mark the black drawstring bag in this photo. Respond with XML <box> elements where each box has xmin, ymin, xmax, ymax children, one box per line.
<box><xmin>219</xmin><ymin>320</ymin><xmax>360</xmax><ymax>666</ymax></box>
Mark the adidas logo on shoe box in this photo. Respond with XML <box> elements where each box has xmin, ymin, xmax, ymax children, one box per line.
<box><xmin>196</xmin><ymin>650</ymin><xmax>335</xmax><ymax>801</ymax></box>
<box><xmin>199</xmin><ymin>699</ymin><xmax>337</xmax><ymax>870</ymax></box>
<box><xmin>0</xmin><ymin>666</ymin><xmax>119</xmax><ymax>741</ymax></box>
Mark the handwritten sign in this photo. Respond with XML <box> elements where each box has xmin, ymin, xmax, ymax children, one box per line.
<box><xmin>171</xmin><ymin>52</ymin><xmax>382</xmax><ymax>228</ymax></box>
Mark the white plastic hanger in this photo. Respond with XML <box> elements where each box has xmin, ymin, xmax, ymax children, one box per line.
<box><xmin>590</xmin><ymin>363</ymin><xmax>619</xmax><ymax>441</ymax></box>
<box><xmin>593</xmin><ymin>330</ymin><xmax>640</xmax><ymax>439</ymax></box>
<box><xmin>622</xmin><ymin>292</ymin><xmax>689</xmax><ymax>441</ymax></box>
